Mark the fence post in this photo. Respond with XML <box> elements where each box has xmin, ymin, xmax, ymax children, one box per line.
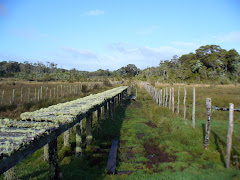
<box><xmin>172</xmin><ymin>87</ymin><xmax>174</xmax><ymax>113</ymax></box>
<box><xmin>165</xmin><ymin>87</ymin><xmax>168</xmax><ymax>107</ymax></box>
<box><xmin>177</xmin><ymin>86</ymin><xmax>180</xmax><ymax>115</ymax></box>
<box><xmin>28</xmin><ymin>88</ymin><xmax>30</xmax><ymax>102</ymax></box>
<box><xmin>54</xmin><ymin>88</ymin><xmax>56</xmax><ymax>98</ymax></box>
<box><xmin>34</xmin><ymin>88</ymin><xmax>37</xmax><ymax>102</ymax></box>
<box><xmin>192</xmin><ymin>87</ymin><xmax>196</xmax><ymax>128</ymax></box>
<box><xmin>50</xmin><ymin>89</ymin><xmax>52</xmax><ymax>99</ymax></box>
<box><xmin>38</xmin><ymin>89</ymin><xmax>40</xmax><ymax>101</ymax></box>
<box><xmin>204</xmin><ymin>98</ymin><xmax>211</xmax><ymax>149</ymax></box>
<box><xmin>183</xmin><ymin>86</ymin><xmax>187</xmax><ymax>121</ymax></box>
<box><xmin>57</xmin><ymin>86</ymin><xmax>59</xmax><ymax>98</ymax></box>
<box><xmin>11</xmin><ymin>89</ymin><xmax>15</xmax><ymax>104</ymax></box>
<box><xmin>163</xmin><ymin>88</ymin><xmax>165</xmax><ymax>106</ymax></box>
<box><xmin>40</xmin><ymin>86</ymin><xmax>43</xmax><ymax>99</ymax></box>
<box><xmin>46</xmin><ymin>87</ymin><xmax>48</xmax><ymax>99</ymax></box>
<box><xmin>1</xmin><ymin>90</ymin><xmax>4</xmax><ymax>105</ymax></box>
<box><xmin>226</xmin><ymin>103</ymin><xmax>234</xmax><ymax>168</ymax></box>
<box><xmin>169</xmin><ymin>88</ymin><xmax>172</xmax><ymax>109</ymax></box>
<box><xmin>21</xmin><ymin>87</ymin><xmax>23</xmax><ymax>102</ymax></box>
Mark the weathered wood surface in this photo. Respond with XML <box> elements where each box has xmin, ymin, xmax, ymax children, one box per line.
<box><xmin>0</xmin><ymin>86</ymin><xmax>128</xmax><ymax>174</ymax></box>
<box><xmin>106</xmin><ymin>139</ymin><xmax>119</xmax><ymax>174</ymax></box>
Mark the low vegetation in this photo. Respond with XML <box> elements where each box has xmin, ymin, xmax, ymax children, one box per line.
<box><xmin>1</xmin><ymin>84</ymin><xmax>239</xmax><ymax>179</ymax></box>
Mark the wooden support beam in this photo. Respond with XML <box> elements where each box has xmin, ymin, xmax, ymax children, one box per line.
<box><xmin>44</xmin><ymin>144</ymin><xmax>49</xmax><ymax>161</ymax></box>
<box><xmin>48</xmin><ymin>138</ymin><xmax>61</xmax><ymax>179</ymax></box>
<box><xmin>97</xmin><ymin>108</ymin><xmax>102</xmax><ymax>133</ymax></box>
<box><xmin>64</xmin><ymin>130</ymin><xmax>70</xmax><ymax>147</ymax></box>
<box><xmin>106</xmin><ymin>140</ymin><xmax>119</xmax><ymax>174</ymax></box>
<box><xmin>75</xmin><ymin>122</ymin><xmax>82</xmax><ymax>158</ymax></box>
<box><xmin>86</xmin><ymin>112</ymin><xmax>93</xmax><ymax>145</ymax></box>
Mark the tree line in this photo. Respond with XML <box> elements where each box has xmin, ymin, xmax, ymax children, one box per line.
<box><xmin>0</xmin><ymin>45</ymin><xmax>239</xmax><ymax>84</ymax></box>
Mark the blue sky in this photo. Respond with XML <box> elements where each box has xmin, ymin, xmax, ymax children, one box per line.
<box><xmin>0</xmin><ymin>0</ymin><xmax>240</xmax><ymax>71</ymax></box>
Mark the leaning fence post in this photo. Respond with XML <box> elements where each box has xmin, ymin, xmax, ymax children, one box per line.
<box><xmin>226</xmin><ymin>103</ymin><xmax>234</xmax><ymax>168</ymax></box>
<box><xmin>204</xmin><ymin>98</ymin><xmax>211</xmax><ymax>149</ymax></box>
<box><xmin>183</xmin><ymin>86</ymin><xmax>187</xmax><ymax>121</ymax></box>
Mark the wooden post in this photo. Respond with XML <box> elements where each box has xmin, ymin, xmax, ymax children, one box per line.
<box><xmin>226</xmin><ymin>103</ymin><xmax>234</xmax><ymax>168</ymax></box>
<box><xmin>136</xmin><ymin>88</ymin><xmax>137</xmax><ymax>98</ymax></box>
<box><xmin>46</xmin><ymin>87</ymin><xmax>48</xmax><ymax>99</ymax></box>
<box><xmin>50</xmin><ymin>89</ymin><xmax>52</xmax><ymax>99</ymax></box>
<box><xmin>160</xmin><ymin>89</ymin><xmax>162</xmax><ymax>106</ymax></box>
<box><xmin>165</xmin><ymin>88</ymin><xmax>168</xmax><ymax>107</ymax></box>
<box><xmin>64</xmin><ymin>130</ymin><xmax>70</xmax><ymax>147</ymax></box>
<box><xmin>11</xmin><ymin>89</ymin><xmax>15</xmax><ymax>104</ymax></box>
<box><xmin>48</xmin><ymin>138</ymin><xmax>61</xmax><ymax>179</ymax></box>
<box><xmin>86</xmin><ymin>112</ymin><xmax>93</xmax><ymax>145</ymax></box>
<box><xmin>57</xmin><ymin>86</ymin><xmax>59</xmax><ymax>98</ymax></box>
<box><xmin>54</xmin><ymin>88</ymin><xmax>56</xmax><ymax>98</ymax></box>
<box><xmin>183</xmin><ymin>86</ymin><xmax>187</xmax><ymax>121</ymax></box>
<box><xmin>109</xmin><ymin>99</ymin><xmax>113</xmax><ymax>119</ymax></box>
<box><xmin>169</xmin><ymin>88</ymin><xmax>171</xmax><ymax>109</ymax></box>
<box><xmin>61</xmin><ymin>85</ymin><xmax>63</xmax><ymax>97</ymax></box>
<box><xmin>104</xmin><ymin>103</ymin><xmax>108</xmax><ymax>119</ymax></box>
<box><xmin>192</xmin><ymin>87</ymin><xmax>196</xmax><ymax>128</ymax></box>
<box><xmin>76</xmin><ymin>121</ymin><xmax>82</xmax><ymax>158</ymax></box>
<box><xmin>1</xmin><ymin>90</ymin><xmax>4</xmax><ymax>105</ymax></box>
<box><xmin>70</xmin><ymin>86</ymin><xmax>71</xmax><ymax>95</ymax></box>
<box><xmin>44</xmin><ymin>144</ymin><xmax>49</xmax><ymax>161</ymax></box>
<box><xmin>28</xmin><ymin>88</ymin><xmax>30</xmax><ymax>102</ymax></box>
<box><xmin>177</xmin><ymin>86</ymin><xmax>180</xmax><ymax>115</ymax></box>
<box><xmin>38</xmin><ymin>89</ymin><xmax>40</xmax><ymax>101</ymax></box>
<box><xmin>34</xmin><ymin>88</ymin><xmax>37</xmax><ymax>102</ymax></box>
<box><xmin>4</xmin><ymin>167</ymin><xmax>17</xmax><ymax>180</ymax></box>
<box><xmin>204</xmin><ymin>98</ymin><xmax>211</xmax><ymax>149</ymax></box>
<box><xmin>163</xmin><ymin>88</ymin><xmax>165</xmax><ymax>106</ymax></box>
<box><xmin>172</xmin><ymin>87</ymin><xmax>174</xmax><ymax>113</ymax></box>
<box><xmin>97</xmin><ymin>108</ymin><xmax>102</xmax><ymax>133</ymax></box>
<box><xmin>40</xmin><ymin>86</ymin><xmax>43</xmax><ymax>99</ymax></box>
<box><xmin>21</xmin><ymin>87</ymin><xmax>23</xmax><ymax>102</ymax></box>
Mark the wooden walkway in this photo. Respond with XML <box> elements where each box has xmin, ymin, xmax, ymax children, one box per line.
<box><xmin>0</xmin><ymin>86</ymin><xmax>128</xmax><ymax>178</ymax></box>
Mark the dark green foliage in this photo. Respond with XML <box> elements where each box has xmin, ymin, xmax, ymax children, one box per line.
<box><xmin>139</xmin><ymin>45</ymin><xmax>240</xmax><ymax>83</ymax></box>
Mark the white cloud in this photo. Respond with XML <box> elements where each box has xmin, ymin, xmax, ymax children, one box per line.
<box><xmin>85</xmin><ymin>9</ymin><xmax>105</xmax><ymax>16</ymax></box>
<box><xmin>214</xmin><ymin>32</ymin><xmax>240</xmax><ymax>43</ymax></box>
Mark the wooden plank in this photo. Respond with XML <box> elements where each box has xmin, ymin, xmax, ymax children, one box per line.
<box><xmin>106</xmin><ymin>139</ymin><xmax>119</xmax><ymax>174</ymax></box>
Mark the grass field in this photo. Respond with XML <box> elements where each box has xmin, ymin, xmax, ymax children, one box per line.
<box><xmin>0</xmin><ymin>80</ymin><xmax>112</xmax><ymax>119</ymax></box>
<box><xmin>1</xmin><ymin>83</ymin><xmax>239</xmax><ymax>179</ymax></box>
